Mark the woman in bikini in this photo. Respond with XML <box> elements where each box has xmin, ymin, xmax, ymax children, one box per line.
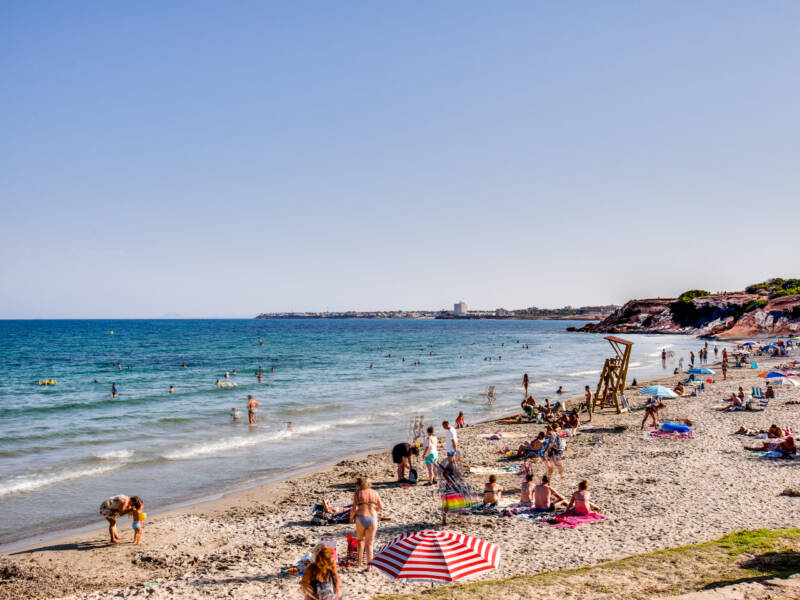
<box><xmin>567</xmin><ymin>480</ymin><xmax>600</xmax><ymax>515</ymax></box>
<box><xmin>349</xmin><ymin>476</ymin><xmax>383</xmax><ymax>568</ymax></box>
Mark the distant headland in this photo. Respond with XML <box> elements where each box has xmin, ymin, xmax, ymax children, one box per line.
<box><xmin>255</xmin><ymin>302</ymin><xmax>618</xmax><ymax>321</ymax></box>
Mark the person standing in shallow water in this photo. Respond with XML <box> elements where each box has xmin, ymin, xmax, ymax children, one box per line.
<box><xmin>247</xmin><ymin>394</ymin><xmax>260</xmax><ymax>424</ymax></box>
<box><xmin>523</xmin><ymin>373</ymin><xmax>529</xmax><ymax>396</ymax></box>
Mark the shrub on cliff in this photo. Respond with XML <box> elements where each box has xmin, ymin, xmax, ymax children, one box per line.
<box><xmin>678</xmin><ymin>290</ymin><xmax>710</xmax><ymax>303</ymax></box>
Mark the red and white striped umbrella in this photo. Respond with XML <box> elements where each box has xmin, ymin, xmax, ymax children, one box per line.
<box><xmin>369</xmin><ymin>529</ymin><xmax>500</xmax><ymax>581</ymax></box>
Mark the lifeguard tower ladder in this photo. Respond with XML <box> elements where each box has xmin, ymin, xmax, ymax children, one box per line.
<box><xmin>591</xmin><ymin>336</ymin><xmax>634</xmax><ymax>414</ymax></box>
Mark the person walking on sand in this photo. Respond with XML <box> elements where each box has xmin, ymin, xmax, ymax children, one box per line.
<box><xmin>443</xmin><ymin>420</ymin><xmax>458</xmax><ymax>462</ymax></box>
<box><xmin>583</xmin><ymin>386</ymin><xmax>593</xmax><ymax>422</ymax></box>
<box><xmin>247</xmin><ymin>394</ymin><xmax>260</xmax><ymax>424</ymax></box>
<box><xmin>544</xmin><ymin>426</ymin><xmax>566</xmax><ymax>485</ymax></box>
<box><xmin>350</xmin><ymin>476</ymin><xmax>383</xmax><ymax>569</ymax></box>
<box><xmin>300</xmin><ymin>544</ymin><xmax>342</xmax><ymax>600</ymax></box>
<box><xmin>422</xmin><ymin>426</ymin><xmax>439</xmax><ymax>484</ymax></box>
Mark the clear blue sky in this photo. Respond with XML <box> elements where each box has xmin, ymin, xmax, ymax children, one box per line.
<box><xmin>1</xmin><ymin>1</ymin><xmax>799</xmax><ymax>317</ymax></box>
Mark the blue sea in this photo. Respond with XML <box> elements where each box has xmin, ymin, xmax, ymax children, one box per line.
<box><xmin>0</xmin><ymin>319</ymin><xmax>715</xmax><ymax>546</ymax></box>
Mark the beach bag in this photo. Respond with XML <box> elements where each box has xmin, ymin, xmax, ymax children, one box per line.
<box><xmin>407</xmin><ymin>468</ymin><xmax>418</xmax><ymax>484</ymax></box>
<box><xmin>343</xmin><ymin>534</ymin><xmax>359</xmax><ymax>567</ymax></box>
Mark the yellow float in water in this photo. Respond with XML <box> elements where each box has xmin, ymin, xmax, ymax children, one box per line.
<box><xmin>37</xmin><ymin>379</ymin><xmax>57</xmax><ymax>386</ymax></box>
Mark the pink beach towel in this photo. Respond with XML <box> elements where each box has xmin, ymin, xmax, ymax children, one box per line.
<box><xmin>546</xmin><ymin>511</ymin><xmax>607</xmax><ymax>529</ymax></box>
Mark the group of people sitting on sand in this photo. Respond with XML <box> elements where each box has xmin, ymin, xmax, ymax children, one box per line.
<box><xmin>520</xmin><ymin>396</ymin><xmax>580</xmax><ymax>432</ymax></box>
<box><xmin>480</xmin><ymin>473</ymin><xmax>599</xmax><ymax>515</ymax></box>
<box><xmin>734</xmin><ymin>423</ymin><xmax>797</xmax><ymax>457</ymax></box>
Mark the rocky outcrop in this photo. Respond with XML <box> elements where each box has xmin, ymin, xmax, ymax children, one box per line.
<box><xmin>578</xmin><ymin>286</ymin><xmax>800</xmax><ymax>339</ymax></box>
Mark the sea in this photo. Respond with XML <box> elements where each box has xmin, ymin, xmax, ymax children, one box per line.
<box><xmin>0</xmin><ymin>318</ymin><xmax>719</xmax><ymax>546</ymax></box>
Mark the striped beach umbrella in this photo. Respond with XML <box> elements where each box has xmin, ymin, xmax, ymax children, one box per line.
<box><xmin>369</xmin><ymin>529</ymin><xmax>500</xmax><ymax>582</ymax></box>
<box><xmin>638</xmin><ymin>385</ymin><xmax>678</xmax><ymax>398</ymax></box>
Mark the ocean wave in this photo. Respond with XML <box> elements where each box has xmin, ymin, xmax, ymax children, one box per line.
<box><xmin>567</xmin><ymin>369</ymin><xmax>601</xmax><ymax>377</ymax></box>
<box><xmin>0</xmin><ymin>463</ymin><xmax>124</xmax><ymax>498</ymax></box>
<box><xmin>161</xmin><ymin>417</ymin><xmax>373</xmax><ymax>460</ymax></box>
<box><xmin>93</xmin><ymin>449</ymin><xmax>135</xmax><ymax>460</ymax></box>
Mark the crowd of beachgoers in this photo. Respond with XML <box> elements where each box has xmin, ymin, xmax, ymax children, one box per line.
<box><xmin>3</xmin><ymin>339</ymin><xmax>800</xmax><ymax>600</ymax></box>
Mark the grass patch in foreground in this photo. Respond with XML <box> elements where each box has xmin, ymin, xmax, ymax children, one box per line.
<box><xmin>374</xmin><ymin>528</ymin><xmax>800</xmax><ymax>600</ymax></box>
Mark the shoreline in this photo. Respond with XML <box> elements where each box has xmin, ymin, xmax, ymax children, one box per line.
<box><xmin>5</xmin><ymin>351</ymin><xmax>800</xmax><ymax>600</ymax></box>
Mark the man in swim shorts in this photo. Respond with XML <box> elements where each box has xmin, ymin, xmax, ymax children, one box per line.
<box><xmin>391</xmin><ymin>442</ymin><xmax>419</xmax><ymax>482</ymax></box>
<box><xmin>533</xmin><ymin>475</ymin><xmax>566</xmax><ymax>512</ymax></box>
<box><xmin>247</xmin><ymin>394</ymin><xmax>260</xmax><ymax>424</ymax></box>
<box><xmin>443</xmin><ymin>420</ymin><xmax>458</xmax><ymax>462</ymax></box>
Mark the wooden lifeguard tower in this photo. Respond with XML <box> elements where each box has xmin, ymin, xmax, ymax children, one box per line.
<box><xmin>591</xmin><ymin>336</ymin><xmax>634</xmax><ymax>414</ymax></box>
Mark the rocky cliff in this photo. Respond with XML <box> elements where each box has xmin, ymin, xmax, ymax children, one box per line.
<box><xmin>577</xmin><ymin>279</ymin><xmax>800</xmax><ymax>338</ymax></box>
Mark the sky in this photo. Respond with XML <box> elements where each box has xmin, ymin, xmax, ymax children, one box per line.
<box><xmin>1</xmin><ymin>1</ymin><xmax>799</xmax><ymax>318</ymax></box>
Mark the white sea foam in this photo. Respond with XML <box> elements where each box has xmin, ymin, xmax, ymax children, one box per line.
<box><xmin>0</xmin><ymin>463</ymin><xmax>124</xmax><ymax>498</ymax></box>
<box><xmin>162</xmin><ymin>417</ymin><xmax>373</xmax><ymax>460</ymax></box>
<box><xmin>93</xmin><ymin>449</ymin><xmax>135</xmax><ymax>460</ymax></box>
<box><xmin>567</xmin><ymin>369</ymin><xmax>602</xmax><ymax>377</ymax></box>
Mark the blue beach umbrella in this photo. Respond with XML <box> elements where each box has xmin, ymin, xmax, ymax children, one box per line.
<box><xmin>741</xmin><ymin>342</ymin><xmax>756</xmax><ymax>347</ymax></box>
<box><xmin>638</xmin><ymin>385</ymin><xmax>678</xmax><ymax>398</ymax></box>
<box><xmin>762</xmin><ymin>345</ymin><xmax>778</xmax><ymax>351</ymax></box>
<box><xmin>687</xmin><ymin>368</ymin><xmax>714</xmax><ymax>375</ymax></box>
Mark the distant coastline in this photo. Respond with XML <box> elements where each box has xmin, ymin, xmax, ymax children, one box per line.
<box><xmin>255</xmin><ymin>305</ymin><xmax>617</xmax><ymax>321</ymax></box>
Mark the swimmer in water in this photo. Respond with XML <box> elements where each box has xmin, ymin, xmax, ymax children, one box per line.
<box><xmin>556</xmin><ymin>386</ymin><xmax>563</xmax><ymax>394</ymax></box>
<box><xmin>182</xmin><ymin>363</ymin><xmax>188</xmax><ymax>368</ymax></box>
<box><xmin>224</xmin><ymin>372</ymin><xmax>230</xmax><ymax>379</ymax></box>
<box><xmin>256</xmin><ymin>372</ymin><xmax>263</xmax><ymax>382</ymax></box>
<box><xmin>215</xmin><ymin>379</ymin><xmax>223</xmax><ymax>387</ymax></box>
<box><xmin>258</xmin><ymin>339</ymin><xmax>264</xmax><ymax>346</ymax></box>
<box><xmin>231</xmin><ymin>407</ymin><xmax>240</xmax><ymax>421</ymax></box>
<box><xmin>232</xmin><ymin>369</ymin><xmax>237</xmax><ymax>376</ymax></box>
<box><xmin>93</xmin><ymin>378</ymin><xmax>99</xmax><ymax>384</ymax></box>
<box><xmin>111</xmin><ymin>382</ymin><xmax>118</xmax><ymax>398</ymax></box>
<box><xmin>169</xmin><ymin>385</ymin><xmax>174</xmax><ymax>394</ymax></box>
<box><xmin>369</xmin><ymin>364</ymin><xmax>374</xmax><ymax>369</ymax></box>
<box><xmin>287</xmin><ymin>421</ymin><xmax>293</xmax><ymax>431</ymax></box>
<box><xmin>271</xmin><ymin>367</ymin><xmax>275</xmax><ymax>373</ymax></box>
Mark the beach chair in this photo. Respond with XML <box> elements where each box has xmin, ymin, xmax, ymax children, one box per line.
<box><xmin>758</xmin><ymin>398</ymin><xmax>770</xmax><ymax>410</ymax></box>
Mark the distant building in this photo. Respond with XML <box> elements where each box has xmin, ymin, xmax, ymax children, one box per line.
<box><xmin>453</xmin><ymin>301</ymin><xmax>467</xmax><ymax>316</ymax></box>
<box><xmin>495</xmin><ymin>308</ymin><xmax>509</xmax><ymax>317</ymax></box>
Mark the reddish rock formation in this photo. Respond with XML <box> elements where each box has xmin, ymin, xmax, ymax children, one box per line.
<box><xmin>578</xmin><ymin>289</ymin><xmax>800</xmax><ymax>339</ymax></box>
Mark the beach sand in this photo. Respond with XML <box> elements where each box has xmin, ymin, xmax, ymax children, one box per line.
<box><xmin>3</xmin><ymin>355</ymin><xmax>800</xmax><ymax>600</ymax></box>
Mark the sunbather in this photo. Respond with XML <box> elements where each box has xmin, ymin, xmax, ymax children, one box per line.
<box><xmin>516</xmin><ymin>432</ymin><xmax>545</xmax><ymax>458</ymax></box>
<box><xmin>482</xmin><ymin>475</ymin><xmax>503</xmax><ymax>506</ymax></box>
<box><xmin>745</xmin><ymin>435</ymin><xmax>796</xmax><ymax>455</ymax></box>
<box><xmin>533</xmin><ymin>474</ymin><xmax>566</xmax><ymax>511</ymax></box>
<box><xmin>566</xmin><ymin>480</ymin><xmax>600</xmax><ymax>515</ymax></box>
<box><xmin>519</xmin><ymin>473</ymin><xmax>536</xmax><ymax>506</ymax></box>
<box><xmin>766</xmin><ymin>385</ymin><xmax>775</xmax><ymax>399</ymax></box>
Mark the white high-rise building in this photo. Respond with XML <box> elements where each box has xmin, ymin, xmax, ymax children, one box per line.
<box><xmin>453</xmin><ymin>301</ymin><xmax>467</xmax><ymax>316</ymax></box>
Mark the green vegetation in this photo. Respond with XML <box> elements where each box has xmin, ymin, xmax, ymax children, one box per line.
<box><xmin>374</xmin><ymin>528</ymin><xmax>800</xmax><ymax>600</ymax></box>
<box><xmin>744</xmin><ymin>299</ymin><xmax>769</xmax><ymax>313</ymax></box>
<box><xmin>745</xmin><ymin>278</ymin><xmax>800</xmax><ymax>299</ymax></box>
<box><xmin>678</xmin><ymin>289</ymin><xmax>711</xmax><ymax>303</ymax></box>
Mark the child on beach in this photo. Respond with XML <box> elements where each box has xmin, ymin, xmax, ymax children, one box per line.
<box><xmin>455</xmin><ymin>411</ymin><xmax>465</xmax><ymax>428</ymax></box>
<box><xmin>132</xmin><ymin>504</ymin><xmax>146</xmax><ymax>544</ymax></box>
<box><xmin>567</xmin><ymin>480</ymin><xmax>600</xmax><ymax>515</ymax></box>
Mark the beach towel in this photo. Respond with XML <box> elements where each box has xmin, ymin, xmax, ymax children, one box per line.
<box><xmin>644</xmin><ymin>429</ymin><xmax>695</xmax><ymax>440</ymax></box>
<box><xmin>748</xmin><ymin>451</ymin><xmax>795</xmax><ymax>459</ymax></box>
<box><xmin>310</xmin><ymin>504</ymin><xmax>351</xmax><ymax>525</ymax></box>
<box><xmin>515</xmin><ymin>510</ymin><xmax>560</xmax><ymax>523</ymax></box>
<box><xmin>545</xmin><ymin>511</ymin><xmax>607</xmax><ymax>528</ymax></box>
<box><xmin>479</xmin><ymin>432</ymin><xmax>526</xmax><ymax>440</ymax></box>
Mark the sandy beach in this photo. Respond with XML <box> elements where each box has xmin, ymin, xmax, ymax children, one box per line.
<box><xmin>3</xmin><ymin>353</ymin><xmax>800</xmax><ymax>600</ymax></box>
